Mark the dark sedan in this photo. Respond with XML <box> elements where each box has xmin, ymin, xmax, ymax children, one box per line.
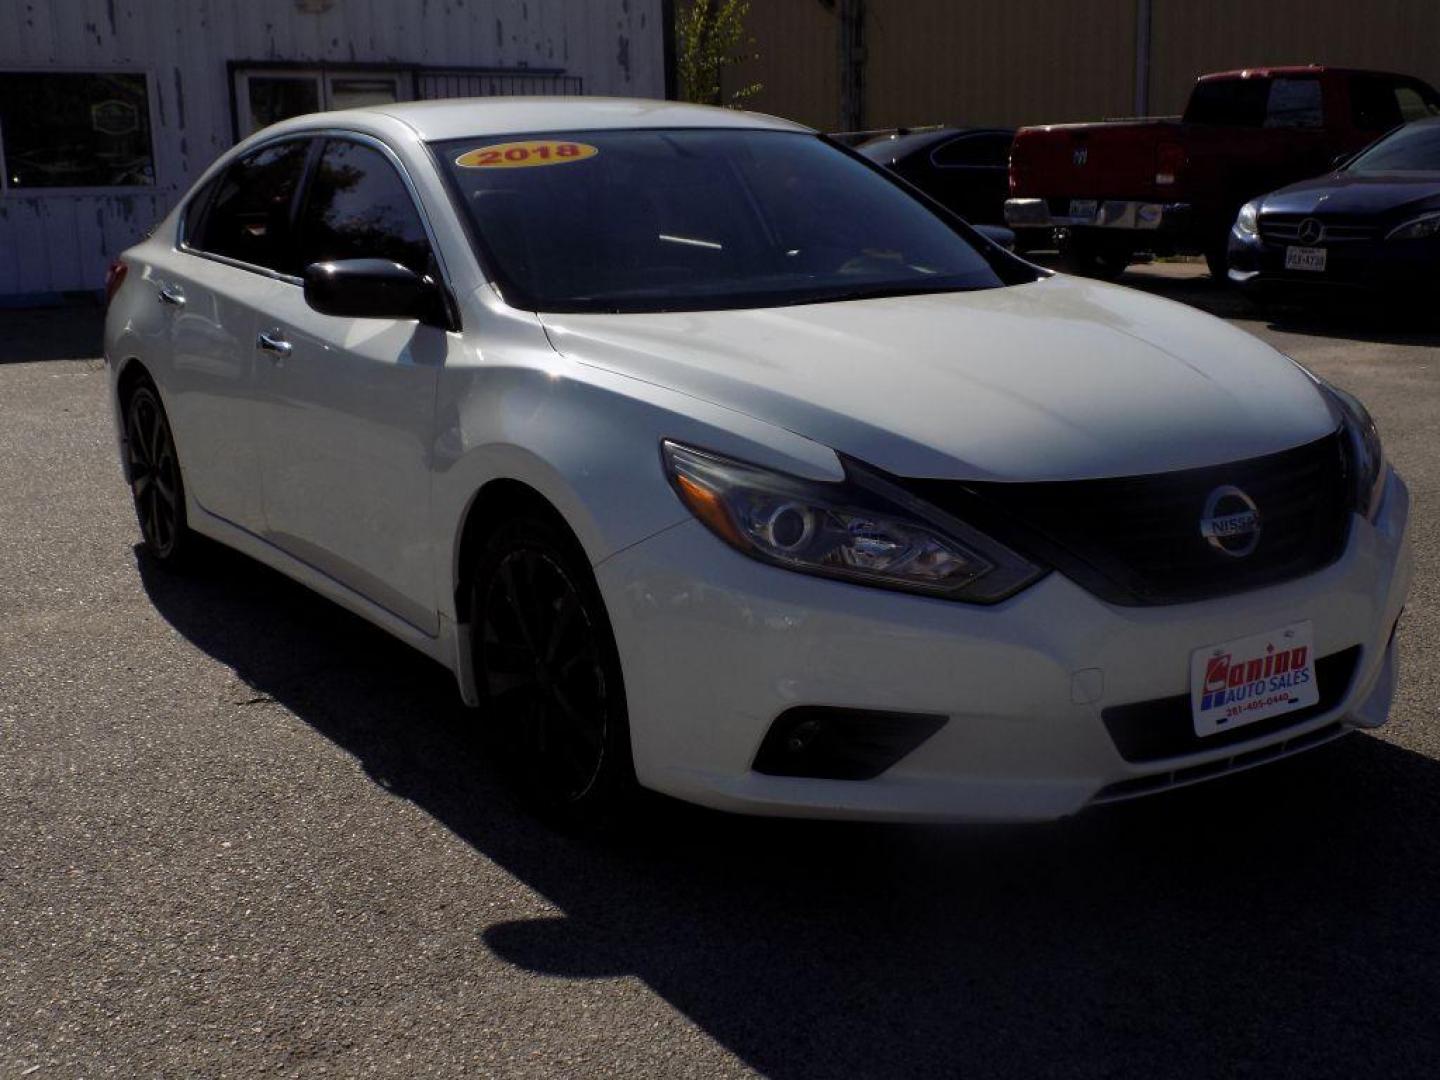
<box><xmin>855</xmin><ymin>126</ymin><xmax>1015</xmax><ymax>228</ymax></box>
<box><xmin>1228</xmin><ymin>117</ymin><xmax>1440</xmax><ymax>296</ymax></box>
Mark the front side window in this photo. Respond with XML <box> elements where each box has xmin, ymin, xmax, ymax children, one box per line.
<box><xmin>1396</xmin><ymin>85</ymin><xmax>1440</xmax><ymax>123</ymax></box>
<box><xmin>296</xmin><ymin>139</ymin><xmax>432</xmax><ymax>275</ymax></box>
<box><xmin>191</xmin><ymin>139</ymin><xmax>310</xmax><ymax>273</ymax></box>
<box><xmin>1346</xmin><ymin>122</ymin><xmax>1440</xmax><ymax>174</ymax></box>
<box><xmin>0</xmin><ymin>72</ymin><xmax>154</xmax><ymax>189</ymax></box>
<box><xmin>435</xmin><ymin>129</ymin><xmax>1023</xmax><ymax>313</ymax></box>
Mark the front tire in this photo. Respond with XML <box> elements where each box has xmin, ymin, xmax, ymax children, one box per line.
<box><xmin>123</xmin><ymin>382</ymin><xmax>191</xmax><ymax>565</ymax></box>
<box><xmin>469</xmin><ymin>515</ymin><xmax>636</xmax><ymax>828</ymax></box>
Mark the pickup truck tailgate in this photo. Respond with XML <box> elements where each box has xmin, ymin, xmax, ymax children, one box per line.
<box><xmin>1010</xmin><ymin>121</ymin><xmax>1178</xmax><ymax>201</ymax></box>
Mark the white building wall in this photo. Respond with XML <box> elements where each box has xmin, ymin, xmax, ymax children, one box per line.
<box><xmin>0</xmin><ymin>0</ymin><xmax>666</xmax><ymax>299</ymax></box>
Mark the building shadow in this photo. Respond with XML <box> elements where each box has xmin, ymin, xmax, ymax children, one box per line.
<box><xmin>0</xmin><ymin>304</ymin><xmax>106</xmax><ymax>364</ymax></box>
<box><xmin>135</xmin><ymin>540</ymin><xmax>1440</xmax><ymax>1078</ymax></box>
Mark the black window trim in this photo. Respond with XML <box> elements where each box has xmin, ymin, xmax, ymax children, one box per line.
<box><xmin>0</xmin><ymin>66</ymin><xmax>161</xmax><ymax>195</ymax></box>
<box><xmin>178</xmin><ymin>127</ymin><xmax>458</xmax><ymax>322</ymax></box>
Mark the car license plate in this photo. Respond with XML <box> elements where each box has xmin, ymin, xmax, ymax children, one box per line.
<box><xmin>1190</xmin><ymin>621</ymin><xmax>1319</xmax><ymax>738</ymax></box>
<box><xmin>1068</xmin><ymin>199</ymin><xmax>1098</xmax><ymax>221</ymax></box>
<box><xmin>1284</xmin><ymin>245</ymin><xmax>1327</xmax><ymax>272</ymax></box>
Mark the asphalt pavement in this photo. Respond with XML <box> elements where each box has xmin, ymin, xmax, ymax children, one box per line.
<box><xmin>3</xmin><ymin>267</ymin><xmax>1439</xmax><ymax>1078</ymax></box>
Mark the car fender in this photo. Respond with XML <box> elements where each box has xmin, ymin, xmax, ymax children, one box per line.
<box><xmin>430</xmin><ymin>346</ymin><xmax>844</xmax><ymax>625</ymax></box>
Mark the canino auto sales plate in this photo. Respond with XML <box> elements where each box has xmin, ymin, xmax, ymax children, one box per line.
<box><xmin>1190</xmin><ymin>621</ymin><xmax>1319</xmax><ymax>738</ymax></box>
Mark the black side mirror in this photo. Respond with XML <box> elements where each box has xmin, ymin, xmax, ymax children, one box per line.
<box><xmin>1331</xmin><ymin>151</ymin><xmax>1353</xmax><ymax>171</ymax></box>
<box><xmin>974</xmin><ymin>223</ymin><xmax>1017</xmax><ymax>252</ymax></box>
<box><xmin>303</xmin><ymin>259</ymin><xmax>444</xmax><ymax>325</ymax></box>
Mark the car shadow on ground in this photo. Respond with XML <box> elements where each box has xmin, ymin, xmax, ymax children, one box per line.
<box><xmin>1028</xmin><ymin>254</ymin><xmax>1440</xmax><ymax>347</ymax></box>
<box><xmin>136</xmin><ymin>541</ymin><xmax>1440</xmax><ymax>1077</ymax></box>
<box><xmin>1118</xmin><ymin>266</ymin><xmax>1440</xmax><ymax>348</ymax></box>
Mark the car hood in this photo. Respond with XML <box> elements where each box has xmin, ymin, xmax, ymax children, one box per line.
<box><xmin>538</xmin><ymin>275</ymin><xmax>1338</xmax><ymax>482</ymax></box>
<box><xmin>1261</xmin><ymin>171</ymin><xmax>1440</xmax><ymax>218</ymax></box>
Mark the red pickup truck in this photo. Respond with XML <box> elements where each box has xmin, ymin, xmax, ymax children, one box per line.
<box><xmin>1005</xmin><ymin>66</ymin><xmax>1440</xmax><ymax>279</ymax></box>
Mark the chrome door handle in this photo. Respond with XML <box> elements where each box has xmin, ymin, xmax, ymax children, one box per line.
<box><xmin>157</xmin><ymin>285</ymin><xmax>185</xmax><ymax>306</ymax></box>
<box><xmin>256</xmin><ymin>329</ymin><xmax>292</xmax><ymax>358</ymax></box>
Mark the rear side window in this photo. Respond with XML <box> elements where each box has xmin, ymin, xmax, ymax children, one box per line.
<box><xmin>932</xmin><ymin>133</ymin><xmax>1012</xmax><ymax>168</ymax></box>
<box><xmin>295</xmin><ymin>139</ymin><xmax>432</xmax><ymax>276</ymax></box>
<box><xmin>192</xmin><ymin>139</ymin><xmax>310</xmax><ymax>273</ymax></box>
<box><xmin>181</xmin><ymin>174</ymin><xmax>218</xmax><ymax>246</ymax></box>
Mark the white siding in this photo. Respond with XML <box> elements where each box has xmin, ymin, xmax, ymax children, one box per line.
<box><xmin>0</xmin><ymin>0</ymin><xmax>665</xmax><ymax>298</ymax></box>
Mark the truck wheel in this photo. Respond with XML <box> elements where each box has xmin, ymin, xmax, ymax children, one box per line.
<box><xmin>1058</xmin><ymin>235</ymin><xmax>1132</xmax><ymax>281</ymax></box>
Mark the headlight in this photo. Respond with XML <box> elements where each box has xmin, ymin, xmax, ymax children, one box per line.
<box><xmin>1320</xmin><ymin>383</ymin><xmax>1386</xmax><ymax>521</ymax></box>
<box><xmin>1386</xmin><ymin>210</ymin><xmax>1440</xmax><ymax>241</ymax></box>
<box><xmin>1234</xmin><ymin>200</ymin><xmax>1259</xmax><ymax>240</ymax></box>
<box><xmin>661</xmin><ymin>440</ymin><xmax>1044</xmax><ymax>602</ymax></box>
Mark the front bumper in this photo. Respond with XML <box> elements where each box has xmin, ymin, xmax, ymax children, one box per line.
<box><xmin>1005</xmin><ymin>197</ymin><xmax>1193</xmax><ymax>234</ymax></box>
<box><xmin>1227</xmin><ymin>228</ymin><xmax>1440</xmax><ymax>293</ymax></box>
<box><xmin>596</xmin><ymin>469</ymin><xmax>1411</xmax><ymax>823</ymax></box>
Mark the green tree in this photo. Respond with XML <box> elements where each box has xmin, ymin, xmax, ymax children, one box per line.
<box><xmin>675</xmin><ymin>0</ymin><xmax>761</xmax><ymax>107</ymax></box>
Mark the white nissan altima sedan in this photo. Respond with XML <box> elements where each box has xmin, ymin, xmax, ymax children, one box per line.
<box><xmin>104</xmin><ymin>98</ymin><xmax>1411</xmax><ymax>824</ymax></box>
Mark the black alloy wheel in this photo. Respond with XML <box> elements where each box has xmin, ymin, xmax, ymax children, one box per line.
<box><xmin>471</xmin><ymin>516</ymin><xmax>634</xmax><ymax>824</ymax></box>
<box><xmin>125</xmin><ymin>383</ymin><xmax>189</xmax><ymax>563</ymax></box>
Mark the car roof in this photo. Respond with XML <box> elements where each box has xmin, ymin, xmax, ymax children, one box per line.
<box><xmin>858</xmin><ymin>126</ymin><xmax>1012</xmax><ymax>163</ymax></box>
<box><xmin>1197</xmin><ymin>65</ymin><xmax>1421</xmax><ymax>82</ymax></box>
<box><xmin>316</xmin><ymin>96</ymin><xmax>812</xmax><ymax>141</ymax></box>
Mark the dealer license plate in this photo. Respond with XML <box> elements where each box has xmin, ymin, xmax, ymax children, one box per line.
<box><xmin>1068</xmin><ymin>199</ymin><xmax>1098</xmax><ymax>221</ymax></box>
<box><xmin>1284</xmin><ymin>245</ymin><xmax>1327</xmax><ymax>272</ymax></box>
<box><xmin>1190</xmin><ymin>621</ymin><xmax>1319</xmax><ymax>738</ymax></box>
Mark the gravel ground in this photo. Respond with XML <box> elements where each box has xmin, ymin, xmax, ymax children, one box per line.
<box><xmin>3</xmin><ymin>268</ymin><xmax>1439</xmax><ymax>1078</ymax></box>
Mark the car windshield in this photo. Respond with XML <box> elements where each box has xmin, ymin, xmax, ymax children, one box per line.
<box><xmin>1346</xmin><ymin>122</ymin><xmax>1440</xmax><ymax>174</ymax></box>
<box><xmin>433</xmin><ymin>128</ymin><xmax>1024</xmax><ymax>313</ymax></box>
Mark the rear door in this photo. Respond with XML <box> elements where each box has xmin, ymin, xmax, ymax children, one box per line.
<box><xmin>253</xmin><ymin>134</ymin><xmax>451</xmax><ymax>636</ymax></box>
<box><xmin>161</xmin><ymin>138</ymin><xmax>312</xmax><ymax>530</ymax></box>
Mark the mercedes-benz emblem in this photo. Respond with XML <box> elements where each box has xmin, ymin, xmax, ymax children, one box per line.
<box><xmin>1200</xmin><ymin>485</ymin><xmax>1262</xmax><ymax>558</ymax></box>
<box><xmin>1297</xmin><ymin>217</ymin><xmax>1325</xmax><ymax>245</ymax></box>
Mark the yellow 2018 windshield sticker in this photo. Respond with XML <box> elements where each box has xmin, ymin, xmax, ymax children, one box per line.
<box><xmin>455</xmin><ymin>141</ymin><xmax>598</xmax><ymax>169</ymax></box>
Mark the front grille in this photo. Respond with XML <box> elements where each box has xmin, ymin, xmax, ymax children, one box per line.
<box><xmin>1100</xmin><ymin>646</ymin><xmax>1360</xmax><ymax>763</ymax></box>
<box><xmin>898</xmin><ymin>431</ymin><xmax>1351</xmax><ymax>606</ymax></box>
<box><xmin>1259</xmin><ymin>215</ymin><xmax>1378</xmax><ymax>243</ymax></box>
<box><xmin>1091</xmin><ymin>722</ymin><xmax>1350</xmax><ymax>803</ymax></box>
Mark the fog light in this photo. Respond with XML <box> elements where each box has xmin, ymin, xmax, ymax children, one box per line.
<box><xmin>753</xmin><ymin>707</ymin><xmax>948</xmax><ymax>780</ymax></box>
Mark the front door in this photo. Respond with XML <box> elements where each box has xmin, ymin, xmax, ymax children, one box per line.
<box><xmin>253</xmin><ymin>135</ymin><xmax>448</xmax><ymax>635</ymax></box>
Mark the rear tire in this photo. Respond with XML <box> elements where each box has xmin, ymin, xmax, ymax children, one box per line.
<box><xmin>469</xmin><ymin>514</ymin><xmax>637</xmax><ymax>829</ymax></box>
<box><xmin>1058</xmin><ymin>234</ymin><xmax>1132</xmax><ymax>281</ymax></box>
<box><xmin>123</xmin><ymin>382</ymin><xmax>192</xmax><ymax>566</ymax></box>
